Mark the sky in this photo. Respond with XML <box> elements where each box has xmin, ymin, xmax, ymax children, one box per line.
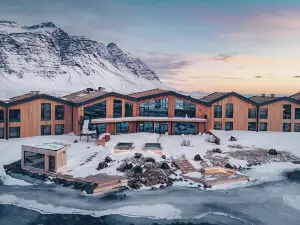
<box><xmin>1</xmin><ymin>0</ymin><xmax>300</xmax><ymax>95</ymax></box>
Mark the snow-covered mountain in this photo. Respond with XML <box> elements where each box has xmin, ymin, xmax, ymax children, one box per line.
<box><xmin>0</xmin><ymin>21</ymin><xmax>167</xmax><ymax>99</ymax></box>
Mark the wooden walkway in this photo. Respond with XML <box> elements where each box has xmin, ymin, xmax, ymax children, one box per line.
<box><xmin>172</xmin><ymin>159</ymin><xmax>197</xmax><ymax>174</ymax></box>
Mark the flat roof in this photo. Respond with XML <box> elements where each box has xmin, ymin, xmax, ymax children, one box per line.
<box><xmin>23</xmin><ymin>142</ymin><xmax>68</xmax><ymax>151</ymax></box>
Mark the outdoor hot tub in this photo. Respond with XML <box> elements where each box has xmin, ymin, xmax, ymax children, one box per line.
<box><xmin>113</xmin><ymin>142</ymin><xmax>135</xmax><ymax>154</ymax></box>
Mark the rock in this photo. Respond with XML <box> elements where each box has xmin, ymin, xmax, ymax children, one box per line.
<box><xmin>128</xmin><ymin>180</ymin><xmax>142</xmax><ymax>189</ymax></box>
<box><xmin>117</xmin><ymin>162</ymin><xmax>133</xmax><ymax>172</ymax></box>
<box><xmin>161</xmin><ymin>162</ymin><xmax>170</xmax><ymax>170</ymax></box>
<box><xmin>134</xmin><ymin>153</ymin><xmax>143</xmax><ymax>159</ymax></box>
<box><xmin>144</xmin><ymin>162</ymin><xmax>156</xmax><ymax>169</ymax></box>
<box><xmin>269</xmin><ymin>149</ymin><xmax>278</xmax><ymax>155</ymax></box>
<box><xmin>127</xmin><ymin>163</ymin><xmax>133</xmax><ymax>170</ymax></box>
<box><xmin>134</xmin><ymin>165</ymin><xmax>143</xmax><ymax>174</ymax></box>
<box><xmin>160</xmin><ymin>185</ymin><xmax>165</xmax><ymax>189</ymax></box>
<box><xmin>194</xmin><ymin>154</ymin><xmax>203</xmax><ymax>161</ymax></box>
<box><xmin>204</xmin><ymin>184</ymin><xmax>212</xmax><ymax>189</ymax></box>
<box><xmin>225</xmin><ymin>163</ymin><xmax>234</xmax><ymax>169</ymax></box>
<box><xmin>161</xmin><ymin>155</ymin><xmax>166</xmax><ymax>159</ymax></box>
<box><xmin>104</xmin><ymin>156</ymin><xmax>113</xmax><ymax>163</ymax></box>
<box><xmin>212</xmin><ymin>148</ymin><xmax>222</xmax><ymax>153</ymax></box>
<box><xmin>97</xmin><ymin>162</ymin><xmax>108</xmax><ymax>170</ymax></box>
<box><xmin>73</xmin><ymin>140</ymin><xmax>78</xmax><ymax>143</ymax></box>
<box><xmin>233</xmin><ymin>165</ymin><xmax>238</xmax><ymax>170</ymax></box>
<box><xmin>151</xmin><ymin>186</ymin><xmax>158</xmax><ymax>190</ymax></box>
<box><xmin>229</xmin><ymin>136</ymin><xmax>237</xmax><ymax>141</ymax></box>
<box><xmin>145</xmin><ymin>157</ymin><xmax>156</xmax><ymax>163</ymax></box>
<box><xmin>292</xmin><ymin>161</ymin><xmax>300</xmax><ymax>164</ymax></box>
<box><xmin>139</xmin><ymin>178</ymin><xmax>147</xmax><ymax>184</ymax></box>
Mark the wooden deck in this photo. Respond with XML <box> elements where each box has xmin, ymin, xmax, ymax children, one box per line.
<box><xmin>172</xmin><ymin>159</ymin><xmax>197</xmax><ymax>173</ymax></box>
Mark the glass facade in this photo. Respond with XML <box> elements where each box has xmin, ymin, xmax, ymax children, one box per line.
<box><xmin>84</xmin><ymin>101</ymin><xmax>106</xmax><ymax>120</ymax></box>
<box><xmin>116</xmin><ymin>122</ymin><xmax>129</xmax><ymax>133</ymax></box>
<box><xmin>174</xmin><ymin>99</ymin><xmax>196</xmax><ymax>118</ymax></box>
<box><xmin>9</xmin><ymin>109</ymin><xmax>20</xmax><ymax>122</ymax></box>
<box><xmin>9</xmin><ymin>127</ymin><xmax>20</xmax><ymax>138</ymax></box>
<box><xmin>41</xmin><ymin>103</ymin><xmax>51</xmax><ymax>121</ymax></box>
<box><xmin>0</xmin><ymin>110</ymin><xmax>3</xmax><ymax>123</ymax></box>
<box><xmin>113</xmin><ymin>99</ymin><xmax>122</xmax><ymax>118</ymax></box>
<box><xmin>225</xmin><ymin>104</ymin><xmax>234</xmax><ymax>118</ymax></box>
<box><xmin>248</xmin><ymin>108</ymin><xmax>257</xmax><ymax>119</ymax></box>
<box><xmin>214</xmin><ymin>105</ymin><xmax>222</xmax><ymax>118</ymax></box>
<box><xmin>155</xmin><ymin>122</ymin><xmax>168</xmax><ymax>134</ymax></box>
<box><xmin>295</xmin><ymin>108</ymin><xmax>300</xmax><ymax>120</ymax></box>
<box><xmin>225</xmin><ymin>122</ymin><xmax>233</xmax><ymax>131</ymax></box>
<box><xmin>140</xmin><ymin>98</ymin><xmax>168</xmax><ymax>117</ymax></box>
<box><xmin>214</xmin><ymin>121</ymin><xmax>222</xmax><ymax>130</ymax></box>
<box><xmin>283</xmin><ymin>123</ymin><xmax>291</xmax><ymax>132</ymax></box>
<box><xmin>41</xmin><ymin>125</ymin><xmax>51</xmax><ymax>135</ymax></box>
<box><xmin>259</xmin><ymin>108</ymin><xmax>268</xmax><ymax>119</ymax></box>
<box><xmin>0</xmin><ymin>128</ymin><xmax>3</xmax><ymax>139</ymax></box>
<box><xmin>174</xmin><ymin>122</ymin><xmax>196</xmax><ymax>135</ymax></box>
<box><xmin>24</xmin><ymin>151</ymin><xmax>45</xmax><ymax>170</ymax></box>
<box><xmin>125</xmin><ymin>102</ymin><xmax>133</xmax><ymax>117</ymax></box>
<box><xmin>139</xmin><ymin>122</ymin><xmax>153</xmax><ymax>132</ymax></box>
<box><xmin>248</xmin><ymin>122</ymin><xmax>257</xmax><ymax>131</ymax></box>
<box><xmin>283</xmin><ymin>104</ymin><xmax>291</xmax><ymax>119</ymax></box>
<box><xmin>259</xmin><ymin>122</ymin><xmax>268</xmax><ymax>131</ymax></box>
<box><xmin>55</xmin><ymin>124</ymin><xmax>65</xmax><ymax>135</ymax></box>
<box><xmin>295</xmin><ymin>123</ymin><xmax>300</xmax><ymax>132</ymax></box>
<box><xmin>55</xmin><ymin>105</ymin><xmax>65</xmax><ymax>120</ymax></box>
<box><xmin>91</xmin><ymin>123</ymin><xmax>106</xmax><ymax>133</ymax></box>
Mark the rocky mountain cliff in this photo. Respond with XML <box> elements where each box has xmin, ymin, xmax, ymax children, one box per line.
<box><xmin>0</xmin><ymin>21</ymin><xmax>163</xmax><ymax>99</ymax></box>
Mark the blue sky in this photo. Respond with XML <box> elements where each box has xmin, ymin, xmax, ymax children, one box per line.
<box><xmin>1</xmin><ymin>0</ymin><xmax>300</xmax><ymax>94</ymax></box>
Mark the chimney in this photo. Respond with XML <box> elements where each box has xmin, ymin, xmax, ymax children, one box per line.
<box><xmin>270</xmin><ymin>94</ymin><xmax>275</xmax><ymax>98</ymax></box>
<box><xmin>30</xmin><ymin>91</ymin><xmax>40</xmax><ymax>95</ymax></box>
<box><xmin>98</xmin><ymin>87</ymin><xmax>103</xmax><ymax>91</ymax></box>
<box><xmin>86</xmin><ymin>88</ymin><xmax>94</xmax><ymax>93</ymax></box>
<box><xmin>261</xmin><ymin>94</ymin><xmax>266</xmax><ymax>97</ymax></box>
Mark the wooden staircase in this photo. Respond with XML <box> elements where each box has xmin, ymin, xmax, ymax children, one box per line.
<box><xmin>172</xmin><ymin>159</ymin><xmax>197</xmax><ymax>174</ymax></box>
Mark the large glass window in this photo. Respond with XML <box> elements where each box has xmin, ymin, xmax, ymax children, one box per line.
<box><xmin>0</xmin><ymin>110</ymin><xmax>4</xmax><ymax>123</ymax></box>
<box><xmin>24</xmin><ymin>151</ymin><xmax>45</xmax><ymax>170</ymax></box>
<box><xmin>214</xmin><ymin>121</ymin><xmax>222</xmax><ymax>130</ymax></box>
<box><xmin>295</xmin><ymin>108</ymin><xmax>300</xmax><ymax>120</ymax></box>
<box><xmin>125</xmin><ymin>102</ymin><xmax>133</xmax><ymax>117</ymax></box>
<box><xmin>84</xmin><ymin>101</ymin><xmax>106</xmax><ymax>119</ymax></box>
<box><xmin>154</xmin><ymin>122</ymin><xmax>168</xmax><ymax>134</ymax></box>
<box><xmin>91</xmin><ymin>123</ymin><xmax>106</xmax><ymax>133</ymax></box>
<box><xmin>140</xmin><ymin>98</ymin><xmax>168</xmax><ymax>117</ymax></box>
<box><xmin>295</xmin><ymin>123</ymin><xmax>300</xmax><ymax>132</ymax></box>
<box><xmin>113</xmin><ymin>99</ymin><xmax>122</xmax><ymax>118</ymax></box>
<box><xmin>283</xmin><ymin>123</ymin><xmax>291</xmax><ymax>132</ymax></box>
<box><xmin>214</xmin><ymin>105</ymin><xmax>222</xmax><ymax>118</ymax></box>
<box><xmin>225</xmin><ymin>104</ymin><xmax>234</xmax><ymax>118</ymax></box>
<box><xmin>41</xmin><ymin>125</ymin><xmax>51</xmax><ymax>135</ymax></box>
<box><xmin>174</xmin><ymin>122</ymin><xmax>196</xmax><ymax>135</ymax></box>
<box><xmin>55</xmin><ymin>124</ymin><xmax>65</xmax><ymax>135</ymax></box>
<box><xmin>139</xmin><ymin>122</ymin><xmax>153</xmax><ymax>132</ymax></box>
<box><xmin>0</xmin><ymin>128</ymin><xmax>4</xmax><ymax>139</ymax></box>
<box><xmin>174</xmin><ymin>99</ymin><xmax>196</xmax><ymax>118</ymax></box>
<box><xmin>225</xmin><ymin>122</ymin><xmax>233</xmax><ymax>131</ymax></box>
<box><xmin>55</xmin><ymin>105</ymin><xmax>65</xmax><ymax>120</ymax></box>
<box><xmin>248</xmin><ymin>122</ymin><xmax>256</xmax><ymax>131</ymax></box>
<box><xmin>9</xmin><ymin>109</ymin><xmax>20</xmax><ymax>122</ymax></box>
<box><xmin>9</xmin><ymin>127</ymin><xmax>20</xmax><ymax>138</ymax></box>
<box><xmin>283</xmin><ymin>104</ymin><xmax>291</xmax><ymax>119</ymax></box>
<box><xmin>41</xmin><ymin>103</ymin><xmax>51</xmax><ymax>121</ymax></box>
<box><xmin>248</xmin><ymin>108</ymin><xmax>257</xmax><ymax>119</ymax></box>
<box><xmin>259</xmin><ymin>122</ymin><xmax>268</xmax><ymax>131</ymax></box>
<box><xmin>116</xmin><ymin>122</ymin><xmax>129</xmax><ymax>133</ymax></box>
<box><xmin>259</xmin><ymin>108</ymin><xmax>268</xmax><ymax>119</ymax></box>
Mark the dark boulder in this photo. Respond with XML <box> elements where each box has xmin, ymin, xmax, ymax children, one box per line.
<box><xmin>194</xmin><ymin>154</ymin><xmax>203</xmax><ymax>161</ymax></box>
<box><xmin>73</xmin><ymin>140</ymin><xmax>78</xmax><ymax>143</ymax></box>
<box><xmin>128</xmin><ymin>180</ymin><xmax>142</xmax><ymax>189</ymax></box>
<box><xmin>161</xmin><ymin>162</ymin><xmax>170</xmax><ymax>170</ymax></box>
<box><xmin>225</xmin><ymin>163</ymin><xmax>234</xmax><ymax>169</ymax></box>
<box><xmin>105</xmin><ymin>156</ymin><xmax>113</xmax><ymax>163</ymax></box>
<box><xmin>134</xmin><ymin>153</ymin><xmax>143</xmax><ymax>159</ymax></box>
<box><xmin>161</xmin><ymin>155</ymin><xmax>166</xmax><ymax>159</ymax></box>
<box><xmin>212</xmin><ymin>148</ymin><xmax>222</xmax><ymax>153</ymax></box>
<box><xmin>269</xmin><ymin>149</ymin><xmax>278</xmax><ymax>155</ymax></box>
<box><xmin>160</xmin><ymin>185</ymin><xmax>165</xmax><ymax>189</ymax></box>
<box><xmin>97</xmin><ymin>162</ymin><xmax>108</xmax><ymax>170</ymax></box>
<box><xmin>117</xmin><ymin>162</ymin><xmax>133</xmax><ymax>172</ymax></box>
<box><xmin>292</xmin><ymin>161</ymin><xmax>300</xmax><ymax>164</ymax></box>
<box><xmin>127</xmin><ymin>163</ymin><xmax>133</xmax><ymax>170</ymax></box>
<box><xmin>134</xmin><ymin>165</ymin><xmax>143</xmax><ymax>174</ymax></box>
<box><xmin>145</xmin><ymin>157</ymin><xmax>156</xmax><ymax>163</ymax></box>
<box><xmin>229</xmin><ymin>136</ymin><xmax>237</xmax><ymax>141</ymax></box>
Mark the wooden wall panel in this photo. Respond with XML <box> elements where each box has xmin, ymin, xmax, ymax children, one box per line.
<box><xmin>0</xmin><ymin>106</ymin><xmax>6</xmax><ymax>139</ymax></box>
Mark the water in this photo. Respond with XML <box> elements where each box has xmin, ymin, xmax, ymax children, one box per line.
<box><xmin>0</xmin><ymin>171</ymin><xmax>300</xmax><ymax>225</ymax></box>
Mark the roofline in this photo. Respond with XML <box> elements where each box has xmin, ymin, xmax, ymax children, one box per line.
<box><xmin>205</xmin><ymin>92</ymin><xmax>258</xmax><ymax>106</ymax></box>
<box><xmin>257</xmin><ymin>96</ymin><xmax>300</xmax><ymax>106</ymax></box>
<box><xmin>290</xmin><ymin>92</ymin><xmax>300</xmax><ymax>98</ymax></box>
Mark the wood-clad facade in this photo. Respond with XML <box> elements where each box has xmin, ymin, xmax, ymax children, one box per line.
<box><xmin>0</xmin><ymin>104</ymin><xmax>6</xmax><ymax>139</ymax></box>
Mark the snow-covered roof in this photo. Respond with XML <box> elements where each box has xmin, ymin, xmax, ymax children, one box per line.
<box><xmin>23</xmin><ymin>142</ymin><xmax>68</xmax><ymax>151</ymax></box>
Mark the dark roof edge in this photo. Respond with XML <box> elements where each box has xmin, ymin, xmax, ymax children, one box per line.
<box><xmin>0</xmin><ymin>100</ymin><xmax>5</xmax><ymax>107</ymax></box>
<box><xmin>258</xmin><ymin>96</ymin><xmax>300</xmax><ymax>106</ymax></box>
<box><xmin>207</xmin><ymin>92</ymin><xmax>258</xmax><ymax>106</ymax></box>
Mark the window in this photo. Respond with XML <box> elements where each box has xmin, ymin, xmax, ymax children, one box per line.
<box><xmin>259</xmin><ymin>108</ymin><xmax>268</xmax><ymax>119</ymax></box>
<box><xmin>0</xmin><ymin>128</ymin><xmax>4</xmax><ymax>139</ymax></box>
<box><xmin>248</xmin><ymin>122</ymin><xmax>256</xmax><ymax>131</ymax></box>
<box><xmin>116</xmin><ymin>122</ymin><xmax>129</xmax><ymax>133</ymax></box>
<box><xmin>214</xmin><ymin>105</ymin><xmax>222</xmax><ymax>118</ymax></box>
<box><xmin>55</xmin><ymin>124</ymin><xmax>65</xmax><ymax>135</ymax></box>
<box><xmin>91</xmin><ymin>123</ymin><xmax>106</xmax><ymax>133</ymax></box>
<box><xmin>248</xmin><ymin>108</ymin><xmax>256</xmax><ymax>119</ymax></box>
<box><xmin>283</xmin><ymin>104</ymin><xmax>291</xmax><ymax>119</ymax></box>
<box><xmin>295</xmin><ymin>123</ymin><xmax>300</xmax><ymax>132</ymax></box>
<box><xmin>140</xmin><ymin>98</ymin><xmax>168</xmax><ymax>117</ymax></box>
<box><xmin>125</xmin><ymin>102</ymin><xmax>133</xmax><ymax>117</ymax></box>
<box><xmin>41</xmin><ymin>125</ymin><xmax>51</xmax><ymax>135</ymax></box>
<box><xmin>24</xmin><ymin>151</ymin><xmax>45</xmax><ymax>170</ymax></box>
<box><xmin>0</xmin><ymin>110</ymin><xmax>4</xmax><ymax>123</ymax></box>
<box><xmin>259</xmin><ymin>122</ymin><xmax>268</xmax><ymax>131</ymax></box>
<box><xmin>154</xmin><ymin>122</ymin><xmax>168</xmax><ymax>134</ymax></box>
<box><xmin>84</xmin><ymin>101</ymin><xmax>106</xmax><ymax>120</ymax></box>
<box><xmin>174</xmin><ymin>99</ymin><xmax>196</xmax><ymax>118</ymax></box>
<box><xmin>295</xmin><ymin>108</ymin><xmax>300</xmax><ymax>120</ymax></box>
<box><xmin>225</xmin><ymin>104</ymin><xmax>234</xmax><ymax>118</ymax></box>
<box><xmin>214</xmin><ymin>121</ymin><xmax>222</xmax><ymax>130</ymax></box>
<box><xmin>113</xmin><ymin>99</ymin><xmax>122</xmax><ymax>118</ymax></box>
<box><xmin>225</xmin><ymin>122</ymin><xmax>233</xmax><ymax>131</ymax></box>
<box><xmin>41</xmin><ymin>103</ymin><xmax>51</xmax><ymax>121</ymax></box>
<box><xmin>283</xmin><ymin>123</ymin><xmax>291</xmax><ymax>132</ymax></box>
<box><xmin>139</xmin><ymin>122</ymin><xmax>153</xmax><ymax>132</ymax></box>
<box><xmin>9</xmin><ymin>127</ymin><xmax>20</xmax><ymax>138</ymax></box>
<box><xmin>55</xmin><ymin>105</ymin><xmax>65</xmax><ymax>120</ymax></box>
<box><xmin>9</xmin><ymin>109</ymin><xmax>20</xmax><ymax>122</ymax></box>
<box><xmin>174</xmin><ymin>122</ymin><xmax>196</xmax><ymax>135</ymax></box>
